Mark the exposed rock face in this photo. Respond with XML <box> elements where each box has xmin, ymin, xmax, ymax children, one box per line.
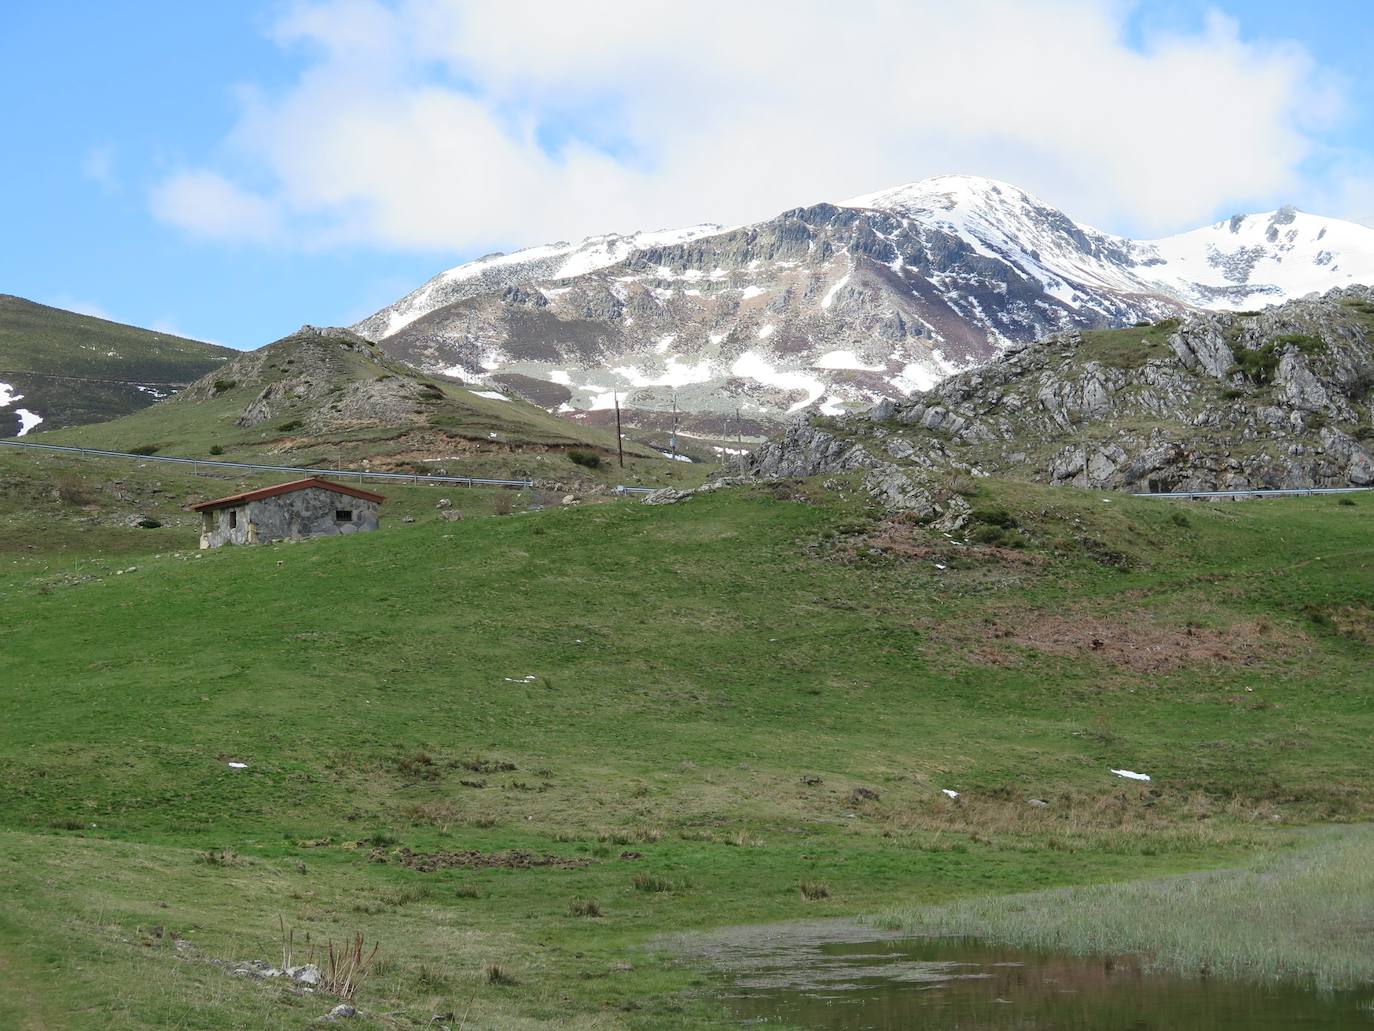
<box><xmin>748</xmin><ymin>287</ymin><xmax>1374</xmax><ymax>501</ymax></box>
<box><xmin>353</xmin><ymin>175</ymin><xmax>1374</xmax><ymax>427</ymax></box>
<box><xmin>176</xmin><ymin>326</ymin><xmax>440</xmax><ymax>434</ymax></box>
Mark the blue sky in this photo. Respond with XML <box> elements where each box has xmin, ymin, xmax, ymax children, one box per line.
<box><xmin>2</xmin><ymin>1</ymin><xmax>1372</xmax><ymax>350</ymax></box>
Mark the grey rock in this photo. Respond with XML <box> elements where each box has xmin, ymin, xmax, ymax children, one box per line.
<box><xmin>742</xmin><ymin>285</ymin><xmax>1374</xmax><ymax>496</ymax></box>
<box><xmin>287</xmin><ymin>964</ymin><xmax>322</xmax><ymax>986</ymax></box>
<box><xmin>1169</xmin><ymin>321</ymin><xmax>1235</xmax><ymax>379</ymax></box>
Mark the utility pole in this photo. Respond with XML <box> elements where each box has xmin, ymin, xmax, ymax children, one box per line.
<box><xmin>736</xmin><ymin>406</ymin><xmax>745</xmax><ymax>476</ymax></box>
<box><xmin>670</xmin><ymin>391</ymin><xmax>678</xmax><ymax>462</ymax></box>
<box><xmin>614</xmin><ymin>393</ymin><xmax>624</xmax><ymax>469</ymax></box>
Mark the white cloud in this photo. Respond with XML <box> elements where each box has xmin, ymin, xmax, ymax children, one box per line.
<box><xmin>149</xmin><ymin>0</ymin><xmax>1349</xmax><ymax>250</ymax></box>
<box><xmin>150</xmin><ymin>170</ymin><xmax>281</xmax><ymax>243</ymax></box>
<box><xmin>82</xmin><ymin>145</ymin><xmax>118</xmax><ymax>191</ymax></box>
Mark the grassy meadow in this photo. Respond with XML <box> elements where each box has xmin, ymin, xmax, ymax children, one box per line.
<box><xmin>0</xmin><ymin>455</ymin><xmax>1372</xmax><ymax>1027</ymax></box>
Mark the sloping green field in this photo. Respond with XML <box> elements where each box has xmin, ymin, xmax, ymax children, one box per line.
<box><xmin>0</xmin><ymin>476</ymin><xmax>1371</xmax><ymax>1027</ymax></box>
<box><xmin>0</xmin><ymin>294</ymin><xmax>235</xmax><ymax>432</ymax></box>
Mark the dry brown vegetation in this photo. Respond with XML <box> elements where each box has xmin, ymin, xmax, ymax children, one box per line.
<box><xmin>939</xmin><ymin>608</ymin><xmax>1293</xmax><ymax>674</ymax></box>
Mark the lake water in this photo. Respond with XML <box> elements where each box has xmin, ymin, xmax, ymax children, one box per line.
<box><xmin>717</xmin><ymin>933</ymin><xmax>1374</xmax><ymax>1030</ymax></box>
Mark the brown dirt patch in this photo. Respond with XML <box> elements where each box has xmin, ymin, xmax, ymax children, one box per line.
<box><xmin>953</xmin><ymin>611</ymin><xmax>1283</xmax><ymax>674</ymax></box>
<box><xmin>392</xmin><ymin>847</ymin><xmax>596</xmax><ymax>872</ymax></box>
<box><xmin>851</xmin><ymin>516</ymin><xmax>1047</xmax><ymax>568</ymax></box>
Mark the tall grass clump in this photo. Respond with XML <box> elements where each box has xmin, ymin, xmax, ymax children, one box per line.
<box><xmin>879</xmin><ymin>829</ymin><xmax>1374</xmax><ymax>989</ymax></box>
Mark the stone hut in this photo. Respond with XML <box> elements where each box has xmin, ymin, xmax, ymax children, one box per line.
<box><xmin>191</xmin><ymin>477</ymin><xmax>384</xmax><ymax>549</ymax></box>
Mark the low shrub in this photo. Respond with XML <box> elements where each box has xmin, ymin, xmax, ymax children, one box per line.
<box><xmin>799</xmin><ymin>880</ymin><xmax>831</xmax><ymax>900</ymax></box>
<box><xmin>128</xmin><ymin>444</ymin><xmax>160</xmax><ymax>456</ymax></box>
<box><xmin>632</xmin><ymin>873</ymin><xmax>676</xmax><ymax>893</ymax></box>
<box><xmin>970</xmin><ymin>506</ymin><xmax>1018</xmax><ymax>529</ymax></box>
<box><xmin>212</xmin><ymin>379</ymin><xmax>237</xmax><ymax>394</ymax></box>
<box><xmin>970</xmin><ymin>525</ymin><xmax>1009</xmax><ymax>545</ymax></box>
<box><xmin>194</xmin><ymin>847</ymin><xmax>241</xmax><ymax>867</ymax></box>
<box><xmin>208</xmin><ymin>444</ymin><xmax>224</xmax><ymax>456</ymax></box>
<box><xmin>568</xmin><ymin>898</ymin><xmax>602</xmax><ymax>917</ymax></box>
<box><xmin>568</xmin><ymin>449</ymin><xmax>603</xmax><ymax>469</ymax></box>
<box><xmin>1275</xmin><ymin>333</ymin><xmax>1325</xmax><ymax>354</ymax></box>
<box><xmin>277</xmin><ymin>419</ymin><xmax>304</xmax><ymax>433</ymax></box>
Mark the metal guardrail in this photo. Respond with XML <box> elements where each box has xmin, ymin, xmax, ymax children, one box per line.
<box><xmin>1133</xmin><ymin>486</ymin><xmax>1374</xmax><ymax>500</ymax></box>
<box><xmin>0</xmin><ymin>437</ymin><xmax>663</xmax><ymax>496</ymax></box>
<box><xmin>0</xmin><ymin>438</ymin><xmax>536</xmax><ymax>488</ymax></box>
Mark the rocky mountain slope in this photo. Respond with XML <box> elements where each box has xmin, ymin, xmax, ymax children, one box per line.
<box><xmin>748</xmin><ymin>286</ymin><xmax>1374</xmax><ymax>516</ymax></box>
<box><xmin>354</xmin><ymin>176</ymin><xmax>1374</xmax><ymax>428</ymax></box>
<box><xmin>0</xmin><ymin>295</ymin><xmax>234</xmax><ymax>436</ymax></box>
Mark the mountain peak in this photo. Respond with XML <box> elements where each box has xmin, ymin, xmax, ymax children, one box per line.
<box><xmin>840</xmin><ymin>173</ymin><xmax>1038</xmax><ymax>213</ymax></box>
<box><xmin>351</xmin><ymin>174</ymin><xmax>1374</xmax><ymax>427</ymax></box>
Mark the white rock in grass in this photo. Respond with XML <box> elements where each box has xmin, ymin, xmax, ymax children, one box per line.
<box><xmin>286</xmin><ymin>964</ymin><xmax>321</xmax><ymax>986</ymax></box>
<box><xmin>227</xmin><ymin>761</ymin><xmax>248</xmax><ymax>769</ymax></box>
<box><xmin>1110</xmin><ymin>768</ymin><xmax>1151</xmax><ymax>781</ymax></box>
<box><xmin>941</xmin><ymin>789</ymin><xmax>960</xmax><ymax>798</ymax></box>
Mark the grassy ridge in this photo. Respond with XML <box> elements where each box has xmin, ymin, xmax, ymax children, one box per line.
<box><xmin>35</xmin><ymin>328</ymin><xmax>708</xmax><ymax>489</ymax></box>
<box><xmin>0</xmin><ymin>477</ymin><xmax>1371</xmax><ymax>1026</ymax></box>
<box><xmin>0</xmin><ymin>294</ymin><xmax>235</xmax><ymax>431</ymax></box>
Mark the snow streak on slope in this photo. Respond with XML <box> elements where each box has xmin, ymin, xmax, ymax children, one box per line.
<box><xmin>843</xmin><ymin>174</ymin><xmax>1374</xmax><ymax>312</ymax></box>
<box><xmin>357</xmin><ymin>224</ymin><xmax>726</xmax><ymax>339</ymax></box>
<box><xmin>0</xmin><ymin>381</ymin><xmax>42</xmax><ymax>437</ymax></box>
<box><xmin>1139</xmin><ymin>207</ymin><xmax>1374</xmax><ymax>308</ymax></box>
<box><xmin>355</xmin><ymin>174</ymin><xmax>1374</xmax><ymax>424</ymax></box>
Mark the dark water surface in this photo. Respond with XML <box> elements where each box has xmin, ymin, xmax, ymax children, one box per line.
<box><xmin>721</xmin><ymin>935</ymin><xmax>1374</xmax><ymax>1030</ymax></box>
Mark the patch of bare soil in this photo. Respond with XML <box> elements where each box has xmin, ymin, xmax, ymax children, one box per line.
<box><xmin>391</xmin><ymin>847</ymin><xmax>597</xmax><ymax>872</ymax></box>
<box><xmin>846</xmin><ymin>516</ymin><xmax>1047</xmax><ymax>568</ymax></box>
<box><xmin>958</xmin><ymin>612</ymin><xmax>1281</xmax><ymax>674</ymax></box>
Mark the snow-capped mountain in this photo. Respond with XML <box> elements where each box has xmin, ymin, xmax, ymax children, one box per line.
<box><xmin>354</xmin><ymin>175</ymin><xmax>1374</xmax><ymax>427</ymax></box>
<box><xmin>354</xmin><ymin>224</ymin><xmax>725</xmax><ymax>341</ymax></box>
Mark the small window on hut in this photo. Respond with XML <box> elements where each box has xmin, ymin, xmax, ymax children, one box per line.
<box><xmin>335</xmin><ymin>509</ymin><xmax>353</xmax><ymax>522</ymax></box>
<box><xmin>228</xmin><ymin>509</ymin><xmax>237</xmax><ymax>529</ymax></box>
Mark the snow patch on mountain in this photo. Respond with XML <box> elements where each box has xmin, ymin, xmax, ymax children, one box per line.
<box><xmin>356</xmin><ymin>174</ymin><xmax>1374</xmax><ymax>424</ymax></box>
<box><xmin>0</xmin><ymin>381</ymin><xmax>43</xmax><ymax>437</ymax></box>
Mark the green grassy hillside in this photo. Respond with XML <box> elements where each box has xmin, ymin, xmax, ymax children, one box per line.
<box><xmin>0</xmin><ymin>472</ymin><xmax>1370</xmax><ymax>1027</ymax></box>
<box><xmin>0</xmin><ymin>294</ymin><xmax>235</xmax><ymax>433</ymax></box>
<box><xmin>0</xmin><ymin>447</ymin><xmax>560</xmax><ymax>562</ymax></box>
<box><xmin>38</xmin><ymin>326</ymin><xmax>710</xmax><ymax>490</ymax></box>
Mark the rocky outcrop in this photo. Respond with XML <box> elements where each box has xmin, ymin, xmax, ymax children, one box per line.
<box><xmin>355</xmin><ymin>176</ymin><xmax>1374</xmax><ymax>428</ymax></box>
<box><xmin>178</xmin><ymin>326</ymin><xmax>438</xmax><ymax>434</ymax></box>
<box><xmin>747</xmin><ymin>286</ymin><xmax>1374</xmax><ymax>500</ymax></box>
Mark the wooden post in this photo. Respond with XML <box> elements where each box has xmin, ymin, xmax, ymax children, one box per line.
<box><xmin>736</xmin><ymin>407</ymin><xmax>745</xmax><ymax>476</ymax></box>
<box><xmin>614</xmin><ymin>393</ymin><xmax>624</xmax><ymax>469</ymax></box>
<box><xmin>670</xmin><ymin>391</ymin><xmax>678</xmax><ymax>462</ymax></box>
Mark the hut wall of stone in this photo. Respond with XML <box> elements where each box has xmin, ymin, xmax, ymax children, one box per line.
<box><xmin>199</xmin><ymin>488</ymin><xmax>380</xmax><ymax>548</ymax></box>
<box><xmin>246</xmin><ymin>488</ymin><xmax>380</xmax><ymax>544</ymax></box>
<box><xmin>200</xmin><ymin>505</ymin><xmax>251</xmax><ymax>548</ymax></box>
